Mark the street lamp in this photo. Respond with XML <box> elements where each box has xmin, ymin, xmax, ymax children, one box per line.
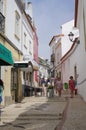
<box><xmin>68</xmin><ymin>32</ymin><xmax>80</xmax><ymax>44</ymax></box>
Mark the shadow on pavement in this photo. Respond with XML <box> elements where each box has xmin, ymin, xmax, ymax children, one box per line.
<box><xmin>0</xmin><ymin>95</ymin><xmax>69</xmax><ymax>130</ymax></box>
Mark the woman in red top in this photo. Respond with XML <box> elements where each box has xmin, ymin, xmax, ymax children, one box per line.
<box><xmin>69</xmin><ymin>76</ymin><xmax>75</xmax><ymax>98</ymax></box>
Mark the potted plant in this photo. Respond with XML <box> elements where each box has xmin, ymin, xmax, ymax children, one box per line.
<box><xmin>48</xmin><ymin>85</ymin><xmax>53</xmax><ymax>89</ymax></box>
<box><xmin>48</xmin><ymin>85</ymin><xmax>54</xmax><ymax>97</ymax></box>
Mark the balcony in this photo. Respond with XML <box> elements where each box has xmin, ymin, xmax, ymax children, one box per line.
<box><xmin>0</xmin><ymin>12</ymin><xmax>5</xmax><ymax>33</ymax></box>
<box><xmin>51</xmin><ymin>53</ymin><xmax>55</xmax><ymax>62</ymax></box>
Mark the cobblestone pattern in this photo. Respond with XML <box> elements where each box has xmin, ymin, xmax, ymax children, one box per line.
<box><xmin>0</xmin><ymin>96</ymin><xmax>67</xmax><ymax>130</ymax></box>
<box><xmin>62</xmin><ymin>96</ymin><xmax>86</xmax><ymax>130</ymax></box>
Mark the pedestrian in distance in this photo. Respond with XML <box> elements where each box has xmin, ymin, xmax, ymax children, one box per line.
<box><xmin>41</xmin><ymin>77</ymin><xmax>47</xmax><ymax>96</ymax></box>
<box><xmin>45</xmin><ymin>78</ymin><xmax>51</xmax><ymax>97</ymax></box>
<box><xmin>69</xmin><ymin>76</ymin><xmax>75</xmax><ymax>98</ymax></box>
<box><xmin>55</xmin><ymin>77</ymin><xmax>63</xmax><ymax>97</ymax></box>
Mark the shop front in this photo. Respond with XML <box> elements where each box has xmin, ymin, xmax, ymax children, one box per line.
<box><xmin>14</xmin><ymin>60</ymin><xmax>39</xmax><ymax>96</ymax></box>
<box><xmin>0</xmin><ymin>43</ymin><xmax>14</xmax><ymax>106</ymax></box>
<box><xmin>0</xmin><ymin>43</ymin><xmax>14</xmax><ymax>66</ymax></box>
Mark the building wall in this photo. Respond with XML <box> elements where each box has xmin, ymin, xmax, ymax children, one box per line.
<box><xmin>61</xmin><ymin>9</ymin><xmax>86</xmax><ymax>101</ymax></box>
<box><xmin>61</xmin><ymin>58</ymin><xmax>70</xmax><ymax>84</ymax></box>
<box><xmin>49</xmin><ymin>37</ymin><xmax>57</xmax><ymax>70</ymax></box>
<box><xmin>0</xmin><ymin>0</ymin><xmax>38</xmax><ymax>103</ymax></box>
<box><xmin>22</xmin><ymin>15</ymin><xmax>33</xmax><ymax>59</ymax></box>
<box><xmin>0</xmin><ymin>34</ymin><xmax>23</xmax><ymax>106</ymax></box>
<box><xmin>55</xmin><ymin>38</ymin><xmax>62</xmax><ymax>78</ymax></box>
<box><xmin>5</xmin><ymin>0</ymin><xmax>22</xmax><ymax>51</ymax></box>
<box><xmin>4</xmin><ymin>0</ymin><xmax>34</xmax><ymax>59</ymax></box>
<box><xmin>33</xmin><ymin>26</ymin><xmax>39</xmax><ymax>86</ymax></box>
<box><xmin>38</xmin><ymin>57</ymin><xmax>50</xmax><ymax>80</ymax></box>
<box><xmin>49</xmin><ymin>36</ymin><xmax>62</xmax><ymax>78</ymax></box>
<box><xmin>76</xmin><ymin>0</ymin><xmax>86</xmax><ymax>101</ymax></box>
<box><xmin>61</xmin><ymin>19</ymin><xmax>79</xmax><ymax>86</ymax></box>
<box><xmin>61</xmin><ymin>20</ymin><xmax>74</xmax><ymax>57</ymax></box>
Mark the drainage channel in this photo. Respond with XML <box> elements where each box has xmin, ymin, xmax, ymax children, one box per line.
<box><xmin>54</xmin><ymin>97</ymin><xmax>70</xmax><ymax>130</ymax></box>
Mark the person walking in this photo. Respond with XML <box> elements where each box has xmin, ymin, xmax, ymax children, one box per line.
<box><xmin>55</xmin><ymin>77</ymin><xmax>63</xmax><ymax>97</ymax></box>
<box><xmin>69</xmin><ymin>76</ymin><xmax>75</xmax><ymax>98</ymax></box>
<box><xmin>41</xmin><ymin>77</ymin><xmax>46</xmax><ymax>96</ymax></box>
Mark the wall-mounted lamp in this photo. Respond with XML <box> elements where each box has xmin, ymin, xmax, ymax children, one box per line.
<box><xmin>68</xmin><ymin>32</ymin><xmax>80</xmax><ymax>44</ymax></box>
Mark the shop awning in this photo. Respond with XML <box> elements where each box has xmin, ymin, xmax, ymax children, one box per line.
<box><xmin>31</xmin><ymin>59</ymin><xmax>39</xmax><ymax>71</ymax></box>
<box><xmin>0</xmin><ymin>43</ymin><xmax>14</xmax><ymax>65</ymax></box>
<box><xmin>14</xmin><ymin>59</ymin><xmax>39</xmax><ymax>71</ymax></box>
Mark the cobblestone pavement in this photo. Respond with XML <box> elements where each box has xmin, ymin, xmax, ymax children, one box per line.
<box><xmin>61</xmin><ymin>95</ymin><xmax>86</xmax><ymax>130</ymax></box>
<box><xmin>0</xmin><ymin>95</ymin><xmax>67</xmax><ymax>130</ymax></box>
<box><xmin>0</xmin><ymin>92</ymin><xmax>86</xmax><ymax>130</ymax></box>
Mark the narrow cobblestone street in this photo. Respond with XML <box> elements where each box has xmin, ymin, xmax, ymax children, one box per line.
<box><xmin>0</xmin><ymin>92</ymin><xmax>86</xmax><ymax>130</ymax></box>
<box><xmin>0</xmin><ymin>0</ymin><xmax>86</xmax><ymax>130</ymax></box>
<box><xmin>0</xmin><ymin>93</ymin><xmax>68</xmax><ymax>130</ymax></box>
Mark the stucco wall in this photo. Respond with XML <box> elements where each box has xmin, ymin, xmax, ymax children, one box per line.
<box><xmin>61</xmin><ymin>20</ymin><xmax>74</xmax><ymax>57</ymax></box>
<box><xmin>76</xmin><ymin>0</ymin><xmax>86</xmax><ymax>101</ymax></box>
<box><xmin>0</xmin><ymin>34</ymin><xmax>23</xmax><ymax>106</ymax></box>
<box><xmin>5</xmin><ymin>0</ymin><xmax>22</xmax><ymax>51</ymax></box>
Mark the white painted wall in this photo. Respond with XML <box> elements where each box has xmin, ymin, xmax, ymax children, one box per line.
<box><xmin>55</xmin><ymin>38</ymin><xmax>62</xmax><ymax>77</ymax></box>
<box><xmin>61</xmin><ymin>0</ymin><xmax>86</xmax><ymax>102</ymax></box>
<box><xmin>5</xmin><ymin>0</ymin><xmax>22</xmax><ymax>51</ymax></box>
<box><xmin>22</xmin><ymin>15</ymin><xmax>33</xmax><ymax>59</ymax></box>
<box><xmin>39</xmin><ymin>65</ymin><xmax>48</xmax><ymax>79</ymax></box>
<box><xmin>62</xmin><ymin>58</ymin><xmax>71</xmax><ymax>84</ymax></box>
<box><xmin>61</xmin><ymin>20</ymin><xmax>74</xmax><ymax>57</ymax></box>
<box><xmin>5</xmin><ymin>0</ymin><xmax>34</xmax><ymax>59</ymax></box>
<box><xmin>61</xmin><ymin>20</ymin><xmax>79</xmax><ymax>82</ymax></box>
<box><xmin>24</xmin><ymin>0</ymin><xmax>33</xmax><ymax>19</ymax></box>
<box><xmin>50</xmin><ymin>40</ymin><xmax>55</xmax><ymax>55</ymax></box>
<box><xmin>55</xmin><ymin>38</ymin><xmax>61</xmax><ymax>66</ymax></box>
<box><xmin>76</xmin><ymin>0</ymin><xmax>86</xmax><ymax>101</ymax></box>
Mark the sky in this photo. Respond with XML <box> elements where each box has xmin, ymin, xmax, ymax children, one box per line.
<box><xmin>30</xmin><ymin>0</ymin><xmax>75</xmax><ymax>60</ymax></box>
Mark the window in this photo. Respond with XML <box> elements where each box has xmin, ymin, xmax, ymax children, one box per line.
<box><xmin>15</xmin><ymin>11</ymin><xmax>20</xmax><ymax>40</ymax></box>
<box><xmin>29</xmin><ymin>40</ymin><xmax>32</xmax><ymax>54</ymax></box>
<box><xmin>57</xmin><ymin>53</ymin><xmax>59</xmax><ymax>64</ymax></box>
<box><xmin>24</xmin><ymin>32</ymin><xmax>27</xmax><ymax>48</ymax></box>
<box><xmin>52</xmin><ymin>46</ymin><xmax>54</xmax><ymax>53</ymax></box>
<box><xmin>11</xmin><ymin>68</ymin><xmax>18</xmax><ymax>90</ymax></box>
<box><xmin>74</xmin><ymin>66</ymin><xmax>77</xmax><ymax>81</ymax></box>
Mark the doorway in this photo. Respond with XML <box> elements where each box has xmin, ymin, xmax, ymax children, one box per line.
<box><xmin>74</xmin><ymin>65</ymin><xmax>77</xmax><ymax>82</ymax></box>
<box><xmin>11</xmin><ymin>68</ymin><xmax>18</xmax><ymax>102</ymax></box>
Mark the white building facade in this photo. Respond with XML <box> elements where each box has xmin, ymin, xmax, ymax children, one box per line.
<box><xmin>61</xmin><ymin>20</ymin><xmax>74</xmax><ymax>57</ymax></box>
<box><xmin>61</xmin><ymin>0</ymin><xmax>86</xmax><ymax>102</ymax></box>
<box><xmin>49</xmin><ymin>35</ymin><xmax>63</xmax><ymax>78</ymax></box>
<box><xmin>48</xmin><ymin>1</ymin><xmax>86</xmax><ymax>102</ymax></box>
<box><xmin>61</xmin><ymin>20</ymin><xmax>75</xmax><ymax>83</ymax></box>
<box><xmin>74</xmin><ymin>0</ymin><xmax>86</xmax><ymax>101</ymax></box>
<box><xmin>0</xmin><ymin>0</ymin><xmax>38</xmax><ymax>105</ymax></box>
<box><xmin>38</xmin><ymin>57</ymin><xmax>50</xmax><ymax>80</ymax></box>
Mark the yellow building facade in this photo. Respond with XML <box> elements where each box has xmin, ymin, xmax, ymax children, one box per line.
<box><xmin>0</xmin><ymin>33</ymin><xmax>23</xmax><ymax>106</ymax></box>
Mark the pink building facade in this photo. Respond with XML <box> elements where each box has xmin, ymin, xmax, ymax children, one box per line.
<box><xmin>33</xmin><ymin>25</ymin><xmax>39</xmax><ymax>85</ymax></box>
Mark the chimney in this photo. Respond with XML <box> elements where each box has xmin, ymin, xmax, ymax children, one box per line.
<box><xmin>25</xmin><ymin>1</ymin><xmax>33</xmax><ymax>19</ymax></box>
